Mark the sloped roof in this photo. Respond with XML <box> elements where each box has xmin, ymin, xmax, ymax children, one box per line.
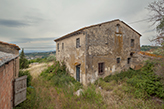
<box><xmin>0</xmin><ymin>51</ymin><xmax>18</xmax><ymax>67</ymax></box>
<box><xmin>0</xmin><ymin>41</ymin><xmax>20</xmax><ymax>50</ymax></box>
<box><xmin>54</xmin><ymin>19</ymin><xmax>141</xmax><ymax>42</ymax></box>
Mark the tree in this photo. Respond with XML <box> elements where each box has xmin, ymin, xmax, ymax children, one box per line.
<box><xmin>147</xmin><ymin>0</ymin><xmax>164</xmax><ymax>81</ymax></box>
<box><xmin>19</xmin><ymin>48</ymin><xmax>29</xmax><ymax>69</ymax></box>
<box><xmin>147</xmin><ymin>0</ymin><xmax>164</xmax><ymax>46</ymax></box>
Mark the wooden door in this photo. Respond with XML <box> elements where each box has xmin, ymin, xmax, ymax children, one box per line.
<box><xmin>76</xmin><ymin>65</ymin><xmax>80</xmax><ymax>82</ymax></box>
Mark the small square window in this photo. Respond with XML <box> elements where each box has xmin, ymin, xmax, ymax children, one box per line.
<box><xmin>130</xmin><ymin>52</ymin><xmax>134</xmax><ymax>57</ymax></box>
<box><xmin>76</xmin><ymin>38</ymin><xmax>80</xmax><ymax>48</ymax></box>
<box><xmin>98</xmin><ymin>63</ymin><xmax>104</xmax><ymax>75</ymax></box>
<box><xmin>117</xmin><ymin>58</ymin><xmax>120</xmax><ymax>63</ymax></box>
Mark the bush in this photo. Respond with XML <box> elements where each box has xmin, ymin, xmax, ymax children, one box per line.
<box><xmin>40</xmin><ymin>61</ymin><xmax>82</xmax><ymax>89</ymax></box>
<box><xmin>101</xmin><ymin>61</ymin><xmax>164</xmax><ymax>99</ymax></box>
<box><xmin>127</xmin><ymin>62</ymin><xmax>164</xmax><ymax>99</ymax></box>
<box><xmin>19</xmin><ymin>70</ymin><xmax>32</xmax><ymax>87</ymax></box>
<box><xmin>81</xmin><ymin>84</ymin><xmax>103</xmax><ymax>106</ymax></box>
<box><xmin>103</xmin><ymin>68</ymin><xmax>139</xmax><ymax>83</ymax></box>
<box><xmin>47</xmin><ymin>55</ymin><xmax>56</xmax><ymax>62</ymax></box>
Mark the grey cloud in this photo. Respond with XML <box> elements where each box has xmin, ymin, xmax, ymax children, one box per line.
<box><xmin>0</xmin><ymin>19</ymin><xmax>29</xmax><ymax>27</ymax></box>
<box><xmin>143</xmin><ymin>29</ymin><xmax>155</xmax><ymax>33</ymax></box>
<box><xmin>12</xmin><ymin>37</ymin><xmax>55</xmax><ymax>44</ymax></box>
<box><xmin>0</xmin><ymin>0</ymin><xmax>157</xmax><ymax>52</ymax></box>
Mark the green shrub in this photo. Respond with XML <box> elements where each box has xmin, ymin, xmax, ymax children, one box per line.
<box><xmin>47</xmin><ymin>55</ymin><xmax>56</xmax><ymax>62</ymax></box>
<box><xmin>19</xmin><ymin>70</ymin><xmax>32</xmax><ymax>87</ymax></box>
<box><xmin>40</xmin><ymin>61</ymin><xmax>82</xmax><ymax>89</ymax></box>
<box><xmin>81</xmin><ymin>85</ymin><xmax>103</xmax><ymax>106</ymax></box>
<box><xmin>95</xmin><ymin>78</ymin><xmax>116</xmax><ymax>91</ymax></box>
<box><xmin>100</xmin><ymin>61</ymin><xmax>164</xmax><ymax>99</ymax></box>
<box><xmin>127</xmin><ymin>62</ymin><xmax>164</xmax><ymax>99</ymax></box>
<box><xmin>104</xmin><ymin>68</ymin><xmax>140</xmax><ymax>83</ymax></box>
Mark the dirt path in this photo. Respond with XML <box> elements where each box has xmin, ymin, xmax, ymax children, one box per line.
<box><xmin>26</xmin><ymin>62</ymin><xmax>62</xmax><ymax>109</ymax></box>
<box><xmin>27</xmin><ymin>62</ymin><xmax>53</xmax><ymax>79</ymax></box>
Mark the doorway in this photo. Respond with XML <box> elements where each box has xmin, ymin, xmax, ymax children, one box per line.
<box><xmin>76</xmin><ymin>65</ymin><xmax>80</xmax><ymax>82</ymax></box>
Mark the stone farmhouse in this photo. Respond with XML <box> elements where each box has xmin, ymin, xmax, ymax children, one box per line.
<box><xmin>54</xmin><ymin>19</ymin><xmax>141</xmax><ymax>86</ymax></box>
<box><xmin>0</xmin><ymin>41</ymin><xmax>20</xmax><ymax>109</ymax></box>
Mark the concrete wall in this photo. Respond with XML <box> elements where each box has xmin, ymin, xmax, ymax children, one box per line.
<box><xmin>56</xmin><ymin>33</ymin><xmax>87</xmax><ymax>85</ymax></box>
<box><xmin>0</xmin><ymin>60</ymin><xmax>15</xmax><ymax>109</ymax></box>
<box><xmin>84</xmin><ymin>20</ymin><xmax>141</xmax><ymax>84</ymax></box>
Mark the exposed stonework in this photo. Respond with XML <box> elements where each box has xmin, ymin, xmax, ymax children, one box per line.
<box><xmin>54</xmin><ymin>19</ymin><xmax>141</xmax><ymax>85</ymax></box>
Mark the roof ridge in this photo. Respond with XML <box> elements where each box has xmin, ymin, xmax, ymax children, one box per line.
<box><xmin>54</xmin><ymin>19</ymin><xmax>141</xmax><ymax>42</ymax></box>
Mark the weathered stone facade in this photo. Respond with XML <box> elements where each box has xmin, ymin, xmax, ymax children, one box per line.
<box><xmin>54</xmin><ymin>19</ymin><xmax>141</xmax><ymax>85</ymax></box>
<box><xmin>0</xmin><ymin>41</ymin><xmax>20</xmax><ymax>109</ymax></box>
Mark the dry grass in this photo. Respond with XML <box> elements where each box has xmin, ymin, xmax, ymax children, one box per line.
<box><xmin>27</xmin><ymin>62</ymin><xmax>53</xmax><ymax>79</ymax></box>
<box><xmin>99</xmin><ymin>82</ymin><xmax>163</xmax><ymax>109</ymax></box>
<box><xmin>32</xmin><ymin>77</ymin><xmax>63</xmax><ymax>109</ymax></box>
<box><xmin>27</xmin><ymin>62</ymin><xmax>164</xmax><ymax>109</ymax></box>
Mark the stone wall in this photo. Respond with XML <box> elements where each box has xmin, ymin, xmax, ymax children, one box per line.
<box><xmin>84</xmin><ymin>20</ymin><xmax>141</xmax><ymax>84</ymax></box>
<box><xmin>56</xmin><ymin>33</ymin><xmax>87</xmax><ymax>85</ymax></box>
<box><xmin>55</xmin><ymin>20</ymin><xmax>141</xmax><ymax>85</ymax></box>
<box><xmin>0</xmin><ymin>60</ymin><xmax>15</xmax><ymax>109</ymax></box>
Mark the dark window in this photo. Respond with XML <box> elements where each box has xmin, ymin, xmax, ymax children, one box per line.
<box><xmin>57</xmin><ymin>43</ymin><xmax>59</xmax><ymax>51</ymax></box>
<box><xmin>131</xmin><ymin>39</ymin><xmax>134</xmax><ymax>47</ymax></box>
<box><xmin>98</xmin><ymin>63</ymin><xmax>104</xmax><ymax>75</ymax></box>
<box><xmin>127</xmin><ymin>58</ymin><xmax>131</xmax><ymax>64</ymax></box>
<box><xmin>130</xmin><ymin>52</ymin><xmax>134</xmax><ymax>57</ymax></box>
<box><xmin>117</xmin><ymin>58</ymin><xmax>120</xmax><ymax>63</ymax></box>
<box><xmin>76</xmin><ymin>38</ymin><xmax>80</xmax><ymax>48</ymax></box>
<box><xmin>62</xmin><ymin>43</ymin><xmax>64</xmax><ymax>49</ymax></box>
<box><xmin>116</xmin><ymin>24</ymin><xmax>120</xmax><ymax>33</ymax></box>
<box><xmin>110</xmin><ymin>67</ymin><xmax>112</xmax><ymax>71</ymax></box>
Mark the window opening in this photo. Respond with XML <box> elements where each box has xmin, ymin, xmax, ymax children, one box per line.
<box><xmin>57</xmin><ymin>43</ymin><xmax>59</xmax><ymax>51</ymax></box>
<box><xmin>98</xmin><ymin>63</ymin><xmax>104</xmax><ymax>75</ymax></box>
<box><xmin>117</xmin><ymin>58</ymin><xmax>120</xmax><ymax>63</ymax></box>
<box><xmin>127</xmin><ymin>58</ymin><xmax>131</xmax><ymax>64</ymax></box>
<box><xmin>116</xmin><ymin>24</ymin><xmax>120</xmax><ymax>33</ymax></box>
<box><xmin>62</xmin><ymin>43</ymin><xmax>64</xmax><ymax>49</ymax></box>
<box><xmin>76</xmin><ymin>38</ymin><xmax>80</xmax><ymax>48</ymax></box>
<box><xmin>131</xmin><ymin>39</ymin><xmax>134</xmax><ymax>47</ymax></box>
<box><xmin>130</xmin><ymin>52</ymin><xmax>134</xmax><ymax>57</ymax></box>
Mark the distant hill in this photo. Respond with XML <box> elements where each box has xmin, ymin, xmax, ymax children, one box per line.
<box><xmin>25</xmin><ymin>51</ymin><xmax>56</xmax><ymax>60</ymax></box>
<box><xmin>141</xmin><ymin>45</ymin><xmax>160</xmax><ymax>52</ymax></box>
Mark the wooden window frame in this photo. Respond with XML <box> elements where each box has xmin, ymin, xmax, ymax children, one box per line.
<box><xmin>98</xmin><ymin>62</ymin><xmax>104</xmax><ymax>75</ymax></box>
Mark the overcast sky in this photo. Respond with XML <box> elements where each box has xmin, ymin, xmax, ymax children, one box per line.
<box><xmin>0</xmin><ymin>0</ymin><xmax>157</xmax><ymax>52</ymax></box>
